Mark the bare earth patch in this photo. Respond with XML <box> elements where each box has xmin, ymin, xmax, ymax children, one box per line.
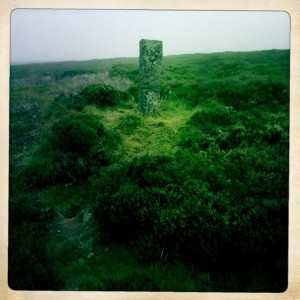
<box><xmin>49</xmin><ymin>210</ymin><xmax>96</xmax><ymax>250</ymax></box>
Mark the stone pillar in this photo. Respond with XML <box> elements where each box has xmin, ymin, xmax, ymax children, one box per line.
<box><xmin>139</xmin><ymin>39</ymin><xmax>163</xmax><ymax>114</ymax></box>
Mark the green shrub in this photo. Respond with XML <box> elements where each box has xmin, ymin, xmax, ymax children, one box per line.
<box><xmin>109</xmin><ymin>64</ymin><xmax>139</xmax><ymax>81</ymax></box>
<box><xmin>216</xmin><ymin>82</ymin><xmax>252</xmax><ymax>109</ymax></box>
<box><xmin>46</xmin><ymin>83</ymin><xmax>131</xmax><ymax>113</ymax></box>
<box><xmin>189</xmin><ymin>105</ymin><xmax>235</xmax><ymax>130</ymax></box>
<box><xmin>94</xmin><ymin>183</ymin><xmax>158</xmax><ymax>242</ymax></box>
<box><xmin>93</xmin><ymin>156</ymin><xmax>277</xmax><ymax>268</ymax></box>
<box><xmin>79</xmin><ymin>83</ymin><xmax>129</xmax><ymax>107</ymax></box>
<box><xmin>44</xmin><ymin>95</ymin><xmax>71</xmax><ymax>118</ymax></box>
<box><xmin>128</xmin><ymin>154</ymin><xmax>179</xmax><ymax>188</ymax></box>
<box><xmin>176</xmin><ymin>77</ymin><xmax>289</xmax><ymax>109</ymax></box>
<box><xmin>216</xmin><ymin>80</ymin><xmax>289</xmax><ymax>109</ymax></box>
<box><xmin>178</xmin><ymin>104</ymin><xmax>239</xmax><ymax>151</ymax></box>
<box><xmin>126</xmin><ymin>84</ymin><xmax>138</xmax><ymax>99</ymax></box>
<box><xmin>91</xmin><ymin>144</ymin><xmax>288</xmax><ymax>271</ymax></box>
<box><xmin>51</xmin><ymin>111</ymin><xmax>106</xmax><ymax>153</ymax></box>
<box><xmin>93</xmin><ymin>154</ymin><xmax>182</xmax><ymax>241</ymax></box>
<box><xmin>93</xmin><ymin>154</ymin><xmax>232</xmax><ymax>265</ymax></box>
<box><xmin>9</xmin><ymin>193</ymin><xmax>62</xmax><ymax>290</ymax></box>
<box><xmin>223</xmin><ymin>124</ymin><xmax>247</xmax><ymax>148</ymax></box>
<box><xmin>263</xmin><ymin>124</ymin><xmax>284</xmax><ymax>145</ymax></box>
<box><xmin>185</xmin><ymin>83</ymin><xmax>217</xmax><ymax>106</ymax></box>
<box><xmin>22</xmin><ymin>111</ymin><xmax>119</xmax><ymax>187</ymax></box>
<box><xmin>178</xmin><ymin>127</ymin><xmax>215</xmax><ymax>151</ymax></box>
<box><xmin>22</xmin><ymin>148</ymin><xmax>91</xmax><ymax>187</ymax></box>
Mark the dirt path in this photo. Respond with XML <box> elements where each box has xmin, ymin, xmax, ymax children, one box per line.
<box><xmin>49</xmin><ymin>210</ymin><xmax>96</xmax><ymax>250</ymax></box>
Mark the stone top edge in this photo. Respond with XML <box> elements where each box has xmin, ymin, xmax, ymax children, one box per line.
<box><xmin>140</xmin><ymin>39</ymin><xmax>163</xmax><ymax>44</ymax></box>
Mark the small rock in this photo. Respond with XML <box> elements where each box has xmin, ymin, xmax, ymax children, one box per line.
<box><xmin>87</xmin><ymin>252</ymin><xmax>94</xmax><ymax>259</ymax></box>
<box><xmin>56</xmin><ymin>229</ymin><xmax>61</xmax><ymax>234</ymax></box>
<box><xmin>78</xmin><ymin>258</ymin><xmax>84</xmax><ymax>265</ymax></box>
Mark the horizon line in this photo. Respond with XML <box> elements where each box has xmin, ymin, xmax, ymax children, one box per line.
<box><xmin>10</xmin><ymin>48</ymin><xmax>290</xmax><ymax>66</ymax></box>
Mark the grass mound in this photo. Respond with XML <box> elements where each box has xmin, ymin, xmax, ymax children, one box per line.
<box><xmin>47</xmin><ymin>83</ymin><xmax>132</xmax><ymax>113</ymax></box>
<box><xmin>79</xmin><ymin>83</ymin><xmax>130</xmax><ymax>107</ymax></box>
<box><xmin>21</xmin><ymin>111</ymin><xmax>119</xmax><ymax>187</ymax></box>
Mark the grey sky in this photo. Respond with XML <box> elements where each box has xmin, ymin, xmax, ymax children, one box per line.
<box><xmin>10</xmin><ymin>9</ymin><xmax>290</xmax><ymax>63</ymax></box>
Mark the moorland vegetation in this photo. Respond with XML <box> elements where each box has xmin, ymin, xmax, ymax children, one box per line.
<box><xmin>9</xmin><ymin>49</ymin><xmax>289</xmax><ymax>291</ymax></box>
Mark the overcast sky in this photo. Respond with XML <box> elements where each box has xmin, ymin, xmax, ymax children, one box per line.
<box><xmin>10</xmin><ymin>9</ymin><xmax>290</xmax><ymax>63</ymax></box>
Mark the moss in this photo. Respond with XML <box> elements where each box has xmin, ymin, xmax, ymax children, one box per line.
<box><xmin>139</xmin><ymin>39</ymin><xmax>163</xmax><ymax>114</ymax></box>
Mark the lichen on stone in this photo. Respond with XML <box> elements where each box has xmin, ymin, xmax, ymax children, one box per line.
<box><xmin>139</xmin><ymin>39</ymin><xmax>163</xmax><ymax>114</ymax></box>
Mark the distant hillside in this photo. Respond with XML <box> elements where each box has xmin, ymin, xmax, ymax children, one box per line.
<box><xmin>10</xmin><ymin>49</ymin><xmax>289</xmax><ymax>81</ymax></box>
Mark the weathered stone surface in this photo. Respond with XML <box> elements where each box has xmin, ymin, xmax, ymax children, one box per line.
<box><xmin>139</xmin><ymin>39</ymin><xmax>163</xmax><ymax>114</ymax></box>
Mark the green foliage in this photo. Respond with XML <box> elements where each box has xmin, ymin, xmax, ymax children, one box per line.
<box><xmin>109</xmin><ymin>63</ymin><xmax>139</xmax><ymax>81</ymax></box>
<box><xmin>38</xmin><ymin>180</ymin><xmax>93</xmax><ymax>217</ymax></box>
<box><xmin>128</xmin><ymin>154</ymin><xmax>179</xmax><ymax>188</ymax></box>
<box><xmin>169</xmin><ymin>79</ymin><xmax>289</xmax><ymax>109</ymax></box>
<box><xmin>10</xmin><ymin>49</ymin><xmax>289</xmax><ymax>291</ymax></box>
<box><xmin>9</xmin><ymin>193</ymin><xmax>62</xmax><ymax>290</ymax></box>
<box><xmin>117</xmin><ymin>114</ymin><xmax>143</xmax><ymax>134</ymax></box>
<box><xmin>46</xmin><ymin>83</ymin><xmax>131</xmax><ymax>113</ymax></box>
<box><xmin>45</xmin><ymin>241</ymin><xmax>212</xmax><ymax>291</ymax></box>
<box><xmin>80</xmin><ymin>83</ymin><xmax>129</xmax><ymax>107</ymax></box>
<box><xmin>51</xmin><ymin>111</ymin><xmax>106</xmax><ymax>153</ymax></box>
<box><xmin>47</xmin><ymin>93</ymin><xmax>86</xmax><ymax>112</ymax></box>
<box><xmin>54</xmin><ymin>69</ymin><xmax>96</xmax><ymax>80</ymax></box>
<box><xmin>93</xmin><ymin>145</ymin><xmax>288</xmax><ymax>270</ymax></box>
<box><xmin>22</xmin><ymin>111</ymin><xmax>119</xmax><ymax>187</ymax></box>
<box><xmin>161</xmin><ymin>50</ymin><xmax>289</xmax><ymax>109</ymax></box>
<box><xmin>92</xmin><ymin>154</ymin><xmax>183</xmax><ymax>243</ymax></box>
<box><xmin>189</xmin><ymin>104</ymin><xmax>235</xmax><ymax>131</ymax></box>
<box><xmin>216</xmin><ymin>79</ymin><xmax>289</xmax><ymax>109</ymax></box>
<box><xmin>126</xmin><ymin>84</ymin><xmax>139</xmax><ymax>100</ymax></box>
<box><xmin>21</xmin><ymin>147</ymin><xmax>86</xmax><ymax>187</ymax></box>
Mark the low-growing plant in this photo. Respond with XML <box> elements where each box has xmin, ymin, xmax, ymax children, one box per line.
<box><xmin>54</xmin><ymin>69</ymin><xmax>96</xmax><ymax>80</ymax></box>
<box><xmin>80</xmin><ymin>83</ymin><xmax>130</xmax><ymax>107</ymax></box>
<box><xmin>117</xmin><ymin>114</ymin><xmax>143</xmax><ymax>135</ymax></box>
<box><xmin>178</xmin><ymin>127</ymin><xmax>215</xmax><ymax>151</ymax></box>
<box><xmin>109</xmin><ymin>64</ymin><xmax>139</xmax><ymax>81</ymax></box>
<box><xmin>46</xmin><ymin>83</ymin><xmax>132</xmax><ymax>113</ymax></box>
<box><xmin>9</xmin><ymin>193</ymin><xmax>61</xmax><ymax>290</ymax></box>
<box><xmin>22</xmin><ymin>111</ymin><xmax>120</xmax><ymax>187</ymax></box>
<box><xmin>189</xmin><ymin>104</ymin><xmax>235</xmax><ymax>131</ymax></box>
<box><xmin>51</xmin><ymin>111</ymin><xmax>107</xmax><ymax>153</ymax></box>
<box><xmin>92</xmin><ymin>154</ymin><xmax>182</xmax><ymax>241</ymax></box>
